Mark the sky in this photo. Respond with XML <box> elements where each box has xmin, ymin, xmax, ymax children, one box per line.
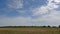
<box><xmin>0</xmin><ymin>0</ymin><xmax>60</xmax><ymax>26</ymax></box>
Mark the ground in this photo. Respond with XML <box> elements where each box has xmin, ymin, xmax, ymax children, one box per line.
<box><xmin>0</xmin><ymin>28</ymin><xmax>60</xmax><ymax>34</ymax></box>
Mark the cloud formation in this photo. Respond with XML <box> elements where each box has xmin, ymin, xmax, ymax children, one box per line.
<box><xmin>30</xmin><ymin>0</ymin><xmax>60</xmax><ymax>26</ymax></box>
<box><xmin>7</xmin><ymin>0</ymin><xmax>23</xmax><ymax>9</ymax></box>
<box><xmin>0</xmin><ymin>0</ymin><xmax>60</xmax><ymax>26</ymax></box>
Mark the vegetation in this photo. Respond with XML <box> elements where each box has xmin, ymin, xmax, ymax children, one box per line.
<box><xmin>0</xmin><ymin>26</ymin><xmax>60</xmax><ymax>34</ymax></box>
<box><xmin>59</xmin><ymin>25</ymin><xmax>60</xmax><ymax>28</ymax></box>
<box><xmin>47</xmin><ymin>25</ymin><xmax>51</xmax><ymax>27</ymax></box>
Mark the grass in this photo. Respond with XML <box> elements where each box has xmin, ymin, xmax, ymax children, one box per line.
<box><xmin>0</xmin><ymin>28</ymin><xmax>60</xmax><ymax>34</ymax></box>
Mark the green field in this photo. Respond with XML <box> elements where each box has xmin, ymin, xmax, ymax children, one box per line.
<box><xmin>0</xmin><ymin>28</ymin><xmax>60</xmax><ymax>34</ymax></box>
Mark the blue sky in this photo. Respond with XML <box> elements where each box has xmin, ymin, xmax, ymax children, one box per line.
<box><xmin>0</xmin><ymin>0</ymin><xmax>60</xmax><ymax>26</ymax></box>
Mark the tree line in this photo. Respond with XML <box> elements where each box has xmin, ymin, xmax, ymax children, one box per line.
<box><xmin>0</xmin><ymin>25</ymin><xmax>60</xmax><ymax>28</ymax></box>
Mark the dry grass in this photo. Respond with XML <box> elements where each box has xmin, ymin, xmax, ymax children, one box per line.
<box><xmin>0</xmin><ymin>28</ymin><xmax>60</xmax><ymax>34</ymax></box>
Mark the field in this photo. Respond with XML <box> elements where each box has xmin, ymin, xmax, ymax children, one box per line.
<box><xmin>0</xmin><ymin>28</ymin><xmax>60</xmax><ymax>34</ymax></box>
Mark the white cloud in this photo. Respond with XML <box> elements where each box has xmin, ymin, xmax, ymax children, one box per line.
<box><xmin>32</xmin><ymin>0</ymin><xmax>60</xmax><ymax>16</ymax></box>
<box><xmin>30</xmin><ymin>0</ymin><xmax>60</xmax><ymax>26</ymax></box>
<box><xmin>1</xmin><ymin>0</ymin><xmax>60</xmax><ymax>26</ymax></box>
<box><xmin>32</xmin><ymin>0</ymin><xmax>59</xmax><ymax>16</ymax></box>
<box><xmin>54</xmin><ymin>0</ymin><xmax>60</xmax><ymax>3</ymax></box>
<box><xmin>7</xmin><ymin>0</ymin><xmax>23</xmax><ymax>9</ymax></box>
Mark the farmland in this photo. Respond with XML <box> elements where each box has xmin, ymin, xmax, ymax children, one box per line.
<box><xmin>0</xmin><ymin>27</ymin><xmax>60</xmax><ymax>34</ymax></box>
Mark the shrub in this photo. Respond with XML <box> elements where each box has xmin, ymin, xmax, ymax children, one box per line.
<box><xmin>59</xmin><ymin>25</ymin><xmax>60</xmax><ymax>28</ymax></box>
<box><xmin>47</xmin><ymin>25</ymin><xmax>51</xmax><ymax>28</ymax></box>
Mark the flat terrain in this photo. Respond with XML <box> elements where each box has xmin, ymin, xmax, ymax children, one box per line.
<box><xmin>0</xmin><ymin>28</ymin><xmax>60</xmax><ymax>34</ymax></box>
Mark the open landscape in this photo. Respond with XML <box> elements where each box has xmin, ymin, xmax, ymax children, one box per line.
<box><xmin>0</xmin><ymin>0</ymin><xmax>60</xmax><ymax>34</ymax></box>
<box><xmin>0</xmin><ymin>27</ymin><xmax>60</xmax><ymax>34</ymax></box>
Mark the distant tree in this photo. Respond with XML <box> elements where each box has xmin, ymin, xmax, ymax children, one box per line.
<box><xmin>47</xmin><ymin>25</ymin><xmax>51</xmax><ymax>28</ymax></box>
<box><xmin>43</xmin><ymin>26</ymin><xmax>46</xmax><ymax>28</ymax></box>
<box><xmin>59</xmin><ymin>25</ymin><xmax>60</xmax><ymax>28</ymax></box>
